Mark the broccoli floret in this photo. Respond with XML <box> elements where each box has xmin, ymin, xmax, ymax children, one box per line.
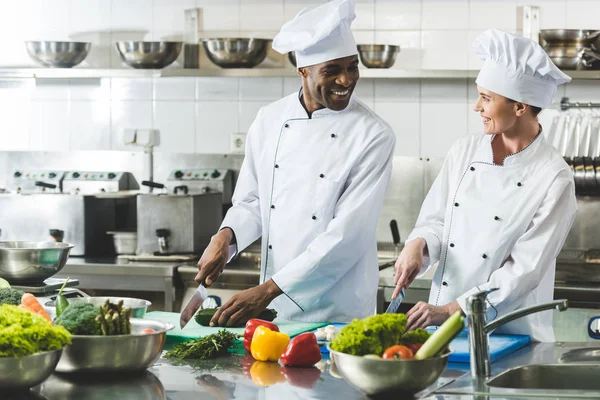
<box><xmin>400</xmin><ymin>328</ymin><xmax>431</xmax><ymax>344</ymax></box>
<box><xmin>55</xmin><ymin>302</ymin><xmax>102</xmax><ymax>335</ymax></box>
<box><xmin>330</xmin><ymin>314</ymin><xmax>407</xmax><ymax>356</ymax></box>
<box><xmin>0</xmin><ymin>288</ymin><xmax>25</xmax><ymax>306</ymax></box>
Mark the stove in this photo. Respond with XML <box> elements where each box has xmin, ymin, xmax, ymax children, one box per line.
<box><xmin>12</xmin><ymin>278</ymin><xmax>89</xmax><ymax>311</ymax></box>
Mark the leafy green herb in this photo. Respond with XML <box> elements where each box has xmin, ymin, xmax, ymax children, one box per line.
<box><xmin>165</xmin><ymin>330</ymin><xmax>239</xmax><ymax>360</ymax></box>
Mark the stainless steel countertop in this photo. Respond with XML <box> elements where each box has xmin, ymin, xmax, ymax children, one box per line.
<box><xmin>63</xmin><ymin>257</ymin><xmax>181</xmax><ymax>277</ymax></box>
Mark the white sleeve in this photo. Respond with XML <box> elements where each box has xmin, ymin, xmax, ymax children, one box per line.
<box><xmin>270</xmin><ymin>129</ymin><xmax>395</xmax><ymax>311</ymax></box>
<box><xmin>456</xmin><ymin>171</ymin><xmax>577</xmax><ymax>319</ymax></box>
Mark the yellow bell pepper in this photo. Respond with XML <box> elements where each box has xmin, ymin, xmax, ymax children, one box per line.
<box><xmin>250</xmin><ymin>325</ymin><xmax>290</xmax><ymax>362</ymax></box>
<box><xmin>250</xmin><ymin>361</ymin><xmax>286</xmax><ymax>387</ymax></box>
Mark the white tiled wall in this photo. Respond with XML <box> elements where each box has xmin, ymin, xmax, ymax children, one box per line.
<box><xmin>1</xmin><ymin>0</ymin><xmax>600</xmax><ymax>158</ymax></box>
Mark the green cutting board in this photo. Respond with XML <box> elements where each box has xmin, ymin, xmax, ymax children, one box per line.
<box><xmin>146</xmin><ymin>311</ymin><xmax>329</xmax><ymax>344</ymax></box>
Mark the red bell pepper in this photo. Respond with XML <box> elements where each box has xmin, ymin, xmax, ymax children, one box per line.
<box><xmin>243</xmin><ymin>319</ymin><xmax>279</xmax><ymax>353</ymax></box>
<box><xmin>279</xmin><ymin>332</ymin><xmax>322</xmax><ymax>367</ymax></box>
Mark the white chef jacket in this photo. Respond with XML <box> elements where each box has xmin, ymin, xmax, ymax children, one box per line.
<box><xmin>221</xmin><ymin>91</ymin><xmax>395</xmax><ymax>323</ymax></box>
<box><xmin>407</xmin><ymin>132</ymin><xmax>577</xmax><ymax>342</ymax></box>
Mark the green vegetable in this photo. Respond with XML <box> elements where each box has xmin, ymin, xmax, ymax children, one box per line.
<box><xmin>165</xmin><ymin>330</ymin><xmax>239</xmax><ymax>360</ymax></box>
<box><xmin>330</xmin><ymin>314</ymin><xmax>407</xmax><ymax>356</ymax></box>
<box><xmin>194</xmin><ymin>308</ymin><xmax>278</xmax><ymax>327</ymax></box>
<box><xmin>98</xmin><ymin>298</ymin><xmax>131</xmax><ymax>335</ymax></box>
<box><xmin>55</xmin><ymin>302</ymin><xmax>102</xmax><ymax>335</ymax></box>
<box><xmin>54</xmin><ymin>277</ymin><xmax>70</xmax><ymax>318</ymax></box>
<box><xmin>400</xmin><ymin>328</ymin><xmax>431</xmax><ymax>344</ymax></box>
<box><xmin>0</xmin><ymin>278</ymin><xmax>10</xmax><ymax>288</ymax></box>
<box><xmin>0</xmin><ymin>304</ymin><xmax>71</xmax><ymax>357</ymax></box>
<box><xmin>0</xmin><ymin>288</ymin><xmax>25</xmax><ymax>306</ymax></box>
<box><xmin>415</xmin><ymin>310</ymin><xmax>464</xmax><ymax>360</ymax></box>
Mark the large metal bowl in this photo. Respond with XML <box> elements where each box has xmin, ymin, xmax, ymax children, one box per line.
<box><xmin>202</xmin><ymin>38</ymin><xmax>270</xmax><ymax>68</ymax></box>
<box><xmin>25</xmin><ymin>41</ymin><xmax>91</xmax><ymax>68</ymax></box>
<box><xmin>0</xmin><ymin>349</ymin><xmax>63</xmax><ymax>390</ymax></box>
<box><xmin>55</xmin><ymin>318</ymin><xmax>174</xmax><ymax>374</ymax></box>
<box><xmin>0</xmin><ymin>241</ymin><xmax>74</xmax><ymax>284</ymax></box>
<box><xmin>71</xmin><ymin>296</ymin><xmax>151</xmax><ymax>318</ymax></box>
<box><xmin>328</xmin><ymin>346</ymin><xmax>451</xmax><ymax>396</ymax></box>
<box><xmin>115</xmin><ymin>41</ymin><xmax>182</xmax><ymax>69</ymax></box>
<box><xmin>358</xmin><ymin>44</ymin><xmax>400</xmax><ymax>68</ymax></box>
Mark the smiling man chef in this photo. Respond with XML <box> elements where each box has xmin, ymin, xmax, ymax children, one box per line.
<box><xmin>185</xmin><ymin>0</ymin><xmax>395</xmax><ymax>327</ymax></box>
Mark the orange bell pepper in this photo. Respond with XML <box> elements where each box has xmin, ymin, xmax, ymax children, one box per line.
<box><xmin>250</xmin><ymin>325</ymin><xmax>290</xmax><ymax>362</ymax></box>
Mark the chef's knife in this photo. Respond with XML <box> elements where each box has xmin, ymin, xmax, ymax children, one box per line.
<box><xmin>180</xmin><ymin>282</ymin><xmax>208</xmax><ymax>329</ymax></box>
<box><xmin>385</xmin><ymin>288</ymin><xmax>405</xmax><ymax>314</ymax></box>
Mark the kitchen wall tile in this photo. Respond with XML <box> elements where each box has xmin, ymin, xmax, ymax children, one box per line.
<box><xmin>517</xmin><ymin>0</ymin><xmax>567</xmax><ymax>29</ymax></box>
<box><xmin>195</xmin><ymin>0</ymin><xmax>240</xmax><ymax>31</ymax></box>
<box><xmin>0</xmin><ymin>79</ymin><xmax>35</xmax><ymax>101</ymax></box>
<box><xmin>70</xmin><ymin>78</ymin><xmax>110</xmax><ymax>101</ymax></box>
<box><xmin>196</xmin><ymin>77</ymin><xmax>240</xmax><ymax>100</ymax></box>
<box><xmin>0</xmin><ymin>36</ymin><xmax>35</xmax><ymax>67</ymax></box>
<box><xmin>374</xmin><ymin>31</ymin><xmax>421</xmax><ymax>69</ymax></box>
<box><xmin>353</xmin><ymin>30</ymin><xmax>375</xmax><ymax>45</ymax></box>
<box><xmin>421</xmin><ymin>30</ymin><xmax>469</xmax><ymax>70</ymax></box>
<box><xmin>361</xmin><ymin>99</ymin><xmax>375</xmax><ymax>109</ymax></box>
<box><xmin>32</xmin><ymin>79</ymin><xmax>70</xmax><ymax>100</ymax></box>
<box><xmin>469</xmin><ymin>0</ymin><xmax>518</xmax><ymax>31</ymax></box>
<box><xmin>0</xmin><ymin>98</ymin><xmax>32</xmax><ymax>151</ymax></box>
<box><xmin>29</xmin><ymin>100</ymin><xmax>70</xmax><ymax>151</ymax></box>
<box><xmin>283</xmin><ymin>77</ymin><xmax>302</xmax><ymax>96</ymax></box>
<box><xmin>240</xmin><ymin>0</ymin><xmax>284</xmax><ymax>31</ymax></box>
<box><xmin>374</xmin><ymin>101</ymin><xmax>420</xmax><ymax>156</ymax></box>
<box><xmin>69</xmin><ymin>0</ymin><xmax>111</xmax><ymax>33</ymax></box>
<box><xmin>374</xmin><ymin>0</ymin><xmax>421</xmax><ymax>30</ymax></box>
<box><xmin>565</xmin><ymin>80</ymin><xmax>600</xmax><ymax>103</ymax></box>
<box><xmin>421</xmin><ymin>0</ymin><xmax>469</xmax><ymax>30</ymax></box>
<box><xmin>154</xmin><ymin>77</ymin><xmax>196</xmax><ymax>101</ymax></box>
<box><xmin>17</xmin><ymin>0</ymin><xmax>43</xmax><ymax>40</ymax></box>
<box><xmin>196</xmin><ymin>101</ymin><xmax>239</xmax><ymax>153</ymax></box>
<box><xmin>153</xmin><ymin>0</ymin><xmax>196</xmax><ymax>34</ymax></box>
<box><xmin>111</xmin><ymin>78</ymin><xmax>153</xmax><ymax>101</ymax></box>
<box><xmin>354</xmin><ymin>0</ymin><xmax>375</xmax><ymax>30</ymax></box>
<box><xmin>37</xmin><ymin>0</ymin><xmax>71</xmax><ymax>39</ymax></box>
<box><xmin>110</xmin><ymin>100</ymin><xmax>153</xmax><ymax>151</ymax></box>
<box><xmin>421</xmin><ymin>102</ymin><xmax>469</xmax><ymax>158</ymax></box>
<box><xmin>467</xmin><ymin>104</ymin><xmax>483</xmax><ymax>135</ymax></box>
<box><xmin>467</xmin><ymin>79</ymin><xmax>479</xmax><ymax>103</ymax></box>
<box><xmin>565</xmin><ymin>0</ymin><xmax>597</xmax><ymax>29</ymax></box>
<box><xmin>70</xmin><ymin>101</ymin><xmax>111</xmax><ymax>150</ymax></box>
<box><xmin>110</xmin><ymin>0</ymin><xmax>153</xmax><ymax>32</ymax></box>
<box><xmin>421</xmin><ymin>79</ymin><xmax>468</xmax><ymax>102</ymax></box>
<box><xmin>240</xmin><ymin>101</ymin><xmax>270</xmax><ymax>133</ymax></box>
<box><xmin>355</xmin><ymin>79</ymin><xmax>374</xmax><ymax>104</ymax></box>
<box><xmin>69</xmin><ymin>32</ymin><xmax>111</xmax><ymax>69</ymax></box>
<box><xmin>283</xmin><ymin>0</ymin><xmax>321</xmax><ymax>21</ymax></box>
<box><xmin>467</xmin><ymin>30</ymin><xmax>485</xmax><ymax>70</ymax></box>
<box><xmin>153</xmin><ymin>101</ymin><xmax>195</xmax><ymax>153</ymax></box>
<box><xmin>240</xmin><ymin>78</ymin><xmax>283</xmax><ymax>101</ymax></box>
<box><xmin>374</xmin><ymin>80</ymin><xmax>420</xmax><ymax>102</ymax></box>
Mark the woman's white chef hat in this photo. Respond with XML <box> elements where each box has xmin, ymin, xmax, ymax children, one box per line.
<box><xmin>272</xmin><ymin>0</ymin><xmax>357</xmax><ymax>68</ymax></box>
<box><xmin>474</xmin><ymin>28</ymin><xmax>572</xmax><ymax>108</ymax></box>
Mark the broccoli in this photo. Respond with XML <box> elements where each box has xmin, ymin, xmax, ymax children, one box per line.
<box><xmin>0</xmin><ymin>288</ymin><xmax>25</xmax><ymax>306</ymax></box>
<box><xmin>330</xmin><ymin>314</ymin><xmax>407</xmax><ymax>356</ymax></box>
<box><xmin>55</xmin><ymin>302</ymin><xmax>102</xmax><ymax>335</ymax></box>
<box><xmin>400</xmin><ymin>328</ymin><xmax>431</xmax><ymax>344</ymax></box>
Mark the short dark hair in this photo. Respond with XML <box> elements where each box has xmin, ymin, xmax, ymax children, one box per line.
<box><xmin>530</xmin><ymin>106</ymin><xmax>542</xmax><ymax>117</ymax></box>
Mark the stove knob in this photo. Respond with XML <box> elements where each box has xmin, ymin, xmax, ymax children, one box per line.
<box><xmin>107</xmin><ymin>173</ymin><xmax>116</xmax><ymax>179</ymax></box>
<box><xmin>175</xmin><ymin>170</ymin><xmax>184</xmax><ymax>179</ymax></box>
<box><xmin>210</xmin><ymin>169</ymin><xmax>221</xmax><ymax>179</ymax></box>
<box><xmin>13</xmin><ymin>171</ymin><xmax>21</xmax><ymax>178</ymax></box>
<box><xmin>49</xmin><ymin>172</ymin><xmax>56</xmax><ymax>179</ymax></box>
<box><xmin>72</xmin><ymin>172</ymin><xmax>80</xmax><ymax>179</ymax></box>
<box><xmin>202</xmin><ymin>186</ymin><xmax>211</xmax><ymax>193</ymax></box>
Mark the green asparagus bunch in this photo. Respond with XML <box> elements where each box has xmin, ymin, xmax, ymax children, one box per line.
<box><xmin>95</xmin><ymin>299</ymin><xmax>132</xmax><ymax>335</ymax></box>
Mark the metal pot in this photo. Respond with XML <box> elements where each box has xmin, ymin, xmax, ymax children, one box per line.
<box><xmin>541</xmin><ymin>29</ymin><xmax>600</xmax><ymax>48</ymax></box>
<box><xmin>544</xmin><ymin>45</ymin><xmax>600</xmax><ymax>70</ymax></box>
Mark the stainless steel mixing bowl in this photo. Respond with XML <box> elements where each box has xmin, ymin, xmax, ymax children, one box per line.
<box><xmin>0</xmin><ymin>241</ymin><xmax>74</xmax><ymax>284</ymax></box>
<box><xmin>202</xmin><ymin>38</ymin><xmax>270</xmax><ymax>68</ymax></box>
<box><xmin>357</xmin><ymin>44</ymin><xmax>400</xmax><ymax>68</ymax></box>
<box><xmin>328</xmin><ymin>346</ymin><xmax>451</xmax><ymax>396</ymax></box>
<box><xmin>71</xmin><ymin>296</ymin><xmax>152</xmax><ymax>318</ymax></box>
<box><xmin>25</xmin><ymin>41</ymin><xmax>91</xmax><ymax>68</ymax></box>
<box><xmin>115</xmin><ymin>41</ymin><xmax>182</xmax><ymax>69</ymax></box>
<box><xmin>0</xmin><ymin>349</ymin><xmax>63</xmax><ymax>390</ymax></box>
<box><xmin>55</xmin><ymin>318</ymin><xmax>174</xmax><ymax>374</ymax></box>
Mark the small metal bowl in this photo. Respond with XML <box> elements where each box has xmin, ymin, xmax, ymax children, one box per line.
<box><xmin>71</xmin><ymin>296</ymin><xmax>151</xmax><ymax>318</ymax></box>
<box><xmin>202</xmin><ymin>38</ymin><xmax>271</xmax><ymax>68</ymax></box>
<box><xmin>328</xmin><ymin>346</ymin><xmax>450</xmax><ymax>396</ymax></box>
<box><xmin>55</xmin><ymin>318</ymin><xmax>174</xmax><ymax>374</ymax></box>
<box><xmin>0</xmin><ymin>349</ymin><xmax>63</xmax><ymax>390</ymax></box>
<box><xmin>357</xmin><ymin>44</ymin><xmax>400</xmax><ymax>69</ymax></box>
<box><xmin>0</xmin><ymin>241</ymin><xmax>74</xmax><ymax>284</ymax></box>
<box><xmin>25</xmin><ymin>41</ymin><xmax>91</xmax><ymax>68</ymax></box>
<box><xmin>115</xmin><ymin>41</ymin><xmax>182</xmax><ymax>69</ymax></box>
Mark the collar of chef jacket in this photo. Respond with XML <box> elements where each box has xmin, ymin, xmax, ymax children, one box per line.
<box><xmin>473</xmin><ymin>124</ymin><xmax>544</xmax><ymax>166</ymax></box>
<box><xmin>295</xmin><ymin>87</ymin><xmax>357</xmax><ymax>119</ymax></box>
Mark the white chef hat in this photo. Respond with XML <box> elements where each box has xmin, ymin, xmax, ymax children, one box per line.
<box><xmin>272</xmin><ymin>0</ymin><xmax>357</xmax><ymax>68</ymax></box>
<box><xmin>474</xmin><ymin>29</ymin><xmax>571</xmax><ymax>108</ymax></box>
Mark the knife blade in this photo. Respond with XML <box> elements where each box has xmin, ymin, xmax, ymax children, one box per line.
<box><xmin>385</xmin><ymin>288</ymin><xmax>405</xmax><ymax>314</ymax></box>
<box><xmin>180</xmin><ymin>282</ymin><xmax>208</xmax><ymax>329</ymax></box>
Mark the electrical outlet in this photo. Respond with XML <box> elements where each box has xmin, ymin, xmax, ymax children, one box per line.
<box><xmin>230</xmin><ymin>133</ymin><xmax>246</xmax><ymax>154</ymax></box>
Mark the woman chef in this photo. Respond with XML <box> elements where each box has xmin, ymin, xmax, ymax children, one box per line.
<box><xmin>393</xmin><ymin>29</ymin><xmax>577</xmax><ymax>342</ymax></box>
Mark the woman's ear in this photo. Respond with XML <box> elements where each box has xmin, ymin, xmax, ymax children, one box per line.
<box><xmin>514</xmin><ymin>102</ymin><xmax>528</xmax><ymax>117</ymax></box>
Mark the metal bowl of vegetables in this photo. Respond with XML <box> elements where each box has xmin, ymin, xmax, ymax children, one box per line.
<box><xmin>71</xmin><ymin>296</ymin><xmax>151</xmax><ymax>318</ymax></box>
<box><xmin>0</xmin><ymin>349</ymin><xmax>63</xmax><ymax>390</ymax></box>
<box><xmin>0</xmin><ymin>241</ymin><xmax>74</xmax><ymax>284</ymax></box>
<box><xmin>55</xmin><ymin>319</ymin><xmax>174</xmax><ymax>374</ymax></box>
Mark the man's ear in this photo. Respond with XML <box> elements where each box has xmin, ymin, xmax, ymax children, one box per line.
<box><xmin>298</xmin><ymin>66</ymin><xmax>309</xmax><ymax>78</ymax></box>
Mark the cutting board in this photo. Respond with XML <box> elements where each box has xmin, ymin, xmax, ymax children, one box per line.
<box><xmin>146</xmin><ymin>311</ymin><xmax>329</xmax><ymax>344</ymax></box>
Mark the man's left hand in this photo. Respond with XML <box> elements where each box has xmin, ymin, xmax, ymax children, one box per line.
<box><xmin>210</xmin><ymin>279</ymin><xmax>283</xmax><ymax>327</ymax></box>
<box><xmin>405</xmin><ymin>301</ymin><xmax>461</xmax><ymax>331</ymax></box>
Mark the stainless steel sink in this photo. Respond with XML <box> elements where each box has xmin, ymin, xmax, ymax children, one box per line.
<box><xmin>559</xmin><ymin>347</ymin><xmax>600</xmax><ymax>363</ymax></box>
<box><xmin>487</xmin><ymin>364</ymin><xmax>600</xmax><ymax>390</ymax></box>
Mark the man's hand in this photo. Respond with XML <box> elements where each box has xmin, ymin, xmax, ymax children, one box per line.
<box><xmin>392</xmin><ymin>238</ymin><xmax>426</xmax><ymax>299</ymax></box>
<box><xmin>405</xmin><ymin>300</ymin><xmax>461</xmax><ymax>331</ymax></box>
<box><xmin>195</xmin><ymin>228</ymin><xmax>234</xmax><ymax>286</ymax></box>
<box><xmin>210</xmin><ymin>280</ymin><xmax>283</xmax><ymax>327</ymax></box>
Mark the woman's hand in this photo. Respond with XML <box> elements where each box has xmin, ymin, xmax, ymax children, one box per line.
<box><xmin>392</xmin><ymin>238</ymin><xmax>426</xmax><ymax>299</ymax></box>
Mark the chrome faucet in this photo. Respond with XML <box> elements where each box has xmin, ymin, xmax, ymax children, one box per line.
<box><xmin>466</xmin><ymin>288</ymin><xmax>568</xmax><ymax>378</ymax></box>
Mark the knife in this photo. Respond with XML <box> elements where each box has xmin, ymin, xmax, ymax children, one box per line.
<box><xmin>180</xmin><ymin>282</ymin><xmax>209</xmax><ymax>329</ymax></box>
<box><xmin>385</xmin><ymin>288</ymin><xmax>405</xmax><ymax>314</ymax></box>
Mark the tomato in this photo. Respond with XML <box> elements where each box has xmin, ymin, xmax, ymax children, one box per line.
<box><xmin>405</xmin><ymin>343</ymin><xmax>423</xmax><ymax>353</ymax></box>
<box><xmin>142</xmin><ymin>328</ymin><xmax>155</xmax><ymax>333</ymax></box>
<box><xmin>382</xmin><ymin>345</ymin><xmax>413</xmax><ymax>360</ymax></box>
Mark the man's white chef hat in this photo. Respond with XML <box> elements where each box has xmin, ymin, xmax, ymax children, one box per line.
<box><xmin>474</xmin><ymin>29</ymin><xmax>571</xmax><ymax>109</ymax></box>
<box><xmin>272</xmin><ymin>0</ymin><xmax>357</xmax><ymax>68</ymax></box>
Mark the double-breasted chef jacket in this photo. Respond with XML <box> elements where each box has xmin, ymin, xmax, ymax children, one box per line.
<box><xmin>407</xmin><ymin>132</ymin><xmax>577</xmax><ymax>342</ymax></box>
<box><xmin>221</xmin><ymin>90</ymin><xmax>395</xmax><ymax>323</ymax></box>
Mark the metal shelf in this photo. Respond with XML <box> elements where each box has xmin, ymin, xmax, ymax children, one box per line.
<box><xmin>0</xmin><ymin>67</ymin><xmax>599</xmax><ymax>80</ymax></box>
